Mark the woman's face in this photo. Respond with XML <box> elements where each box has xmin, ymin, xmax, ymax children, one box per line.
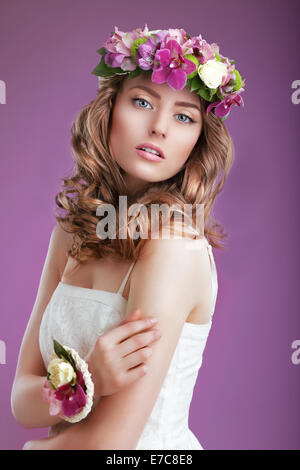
<box><xmin>109</xmin><ymin>73</ymin><xmax>203</xmax><ymax>194</ymax></box>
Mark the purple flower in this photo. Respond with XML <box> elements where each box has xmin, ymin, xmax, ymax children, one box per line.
<box><xmin>152</xmin><ymin>39</ymin><xmax>197</xmax><ymax>90</ymax></box>
<box><xmin>190</xmin><ymin>37</ymin><xmax>216</xmax><ymax>64</ymax></box>
<box><xmin>55</xmin><ymin>382</ymin><xmax>87</xmax><ymax>418</ymax></box>
<box><xmin>166</xmin><ymin>28</ymin><xmax>188</xmax><ymax>46</ymax></box>
<box><xmin>103</xmin><ymin>24</ymin><xmax>150</xmax><ymax>72</ymax></box>
<box><xmin>136</xmin><ymin>36</ymin><xmax>158</xmax><ymax>70</ymax></box>
<box><xmin>207</xmin><ymin>92</ymin><xmax>244</xmax><ymax>118</ymax></box>
<box><xmin>135</xmin><ymin>30</ymin><xmax>168</xmax><ymax>70</ymax></box>
<box><xmin>104</xmin><ymin>52</ymin><xmax>129</xmax><ymax>69</ymax></box>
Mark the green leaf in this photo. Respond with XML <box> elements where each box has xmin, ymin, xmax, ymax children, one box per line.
<box><xmin>70</xmin><ymin>373</ymin><xmax>77</xmax><ymax>387</ymax></box>
<box><xmin>209</xmin><ymin>87</ymin><xmax>218</xmax><ymax>100</ymax></box>
<box><xmin>216</xmin><ymin>89</ymin><xmax>224</xmax><ymax>100</ymax></box>
<box><xmin>50</xmin><ymin>381</ymin><xmax>57</xmax><ymax>390</ymax></box>
<box><xmin>197</xmin><ymin>83</ymin><xmax>218</xmax><ymax>102</ymax></box>
<box><xmin>127</xmin><ymin>68</ymin><xmax>143</xmax><ymax>80</ymax></box>
<box><xmin>190</xmin><ymin>75</ymin><xmax>202</xmax><ymax>92</ymax></box>
<box><xmin>232</xmin><ymin>69</ymin><xmax>242</xmax><ymax>91</ymax></box>
<box><xmin>91</xmin><ymin>58</ymin><xmax>112</xmax><ymax>77</ymax></box>
<box><xmin>131</xmin><ymin>37</ymin><xmax>147</xmax><ymax>64</ymax></box>
<box><xmin>96</xmin><ymin>47</ymin><xmax>107</xmax><ymax>56</ymax></box>
<box><xmin>197</xmin><ymin>87</ymin><xmax>210</xmax><ymax>101</ymax></box>
<box><xmin>53</xmin><ymin>339</ymin><xmax>76</xmax><ymax>370</ymax></box>
<box><xmin>214</xmin><ymin>52</ymin><xmax>221</xmax><ymax>62</ymax></box>
<box><xmin>91</xmin><ymin>53</ymin><xmax>125</xmax><ymax>77</ymax></box>
<box><xmin>229</xmin><ymin>60</ymin><xmax>236</xmax><ymax>65</ymax></box>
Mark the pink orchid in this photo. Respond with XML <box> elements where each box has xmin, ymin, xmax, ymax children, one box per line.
<box><xmin>55</xmin><ymin>382</ymin><xmax>87</xmax><ymax>418</ymax></box>
<box><xmin>207</xmin><ymin>92</ymin><xmax>244</xmax><ymax>118</ymax></box>
<box><xmin>76</xmin><ymin>369</ymin><xmax>86</xmax><ymax>390</ymax></box>
<box><xmin>41</xmin><ymin>380</ymin><xmax>62</xmax><ymax>416</ymax></box>
<box><xmin>152</xmin><ymin>39</ymin><xmax>197</xmax><ymax>90</ymax></box>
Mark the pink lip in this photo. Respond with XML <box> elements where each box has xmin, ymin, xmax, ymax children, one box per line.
<box><xmin>136</xmin><ymin>143</ymin><xmax>165</xmax><ymax>159</ymax></box>
<box><xmin>136</xmin><ymin>148</ymin><xmax>164</xmax><ymax>162</ymax></box>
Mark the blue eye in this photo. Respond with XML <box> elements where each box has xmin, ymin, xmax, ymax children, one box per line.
<box><xmin>132</xmin><ymin>98</ymin><xmax>151</xmax><ymax>109</ymax></box>
<box><xmin>176</xmin><ymin>114</ymin><xmax>193</xmax><ymax>124</ymax></box>
<box><xmin>132</xmin><ymin>98</ymin><xmax>195</xmax><ymax>124</ymax></box>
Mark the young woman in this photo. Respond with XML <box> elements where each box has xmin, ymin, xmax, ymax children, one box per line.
<box><xmin>11</xmin><ymin>25</ymin><xmax>245</xmax><ymax>450</ymax></box>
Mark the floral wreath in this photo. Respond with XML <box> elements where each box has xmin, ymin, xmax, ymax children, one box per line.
<box><xmin>92</xmin><ymin>24</ymin><xmax>246</xmax><ymax>121</ymax></box>
<box><xmin>42</xmin><ymin>339</ymin><xmax>94</xmax><ymax>423</ymax></box>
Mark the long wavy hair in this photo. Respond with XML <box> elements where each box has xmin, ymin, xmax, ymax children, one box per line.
<box><xmin>54</xmin><ymin>72</ymin><xmax>234</xmax><ymax>265</ymax></box>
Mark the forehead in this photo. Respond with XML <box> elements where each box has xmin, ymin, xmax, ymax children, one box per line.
<box><xmin>122</xmin><ymin>72</ymin><xmax>200</xmax><ymax>105</ymax></box>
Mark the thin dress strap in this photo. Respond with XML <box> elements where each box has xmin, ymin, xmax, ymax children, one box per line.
<box><xmin>204</xmin><ymin>238</ymin><xmax>218</xmax><ymax>317</ymax></box>
<box><xmin>117</xmin><ymin>261</ymin><xmax>136</xmax><ymax>296</ymax></box>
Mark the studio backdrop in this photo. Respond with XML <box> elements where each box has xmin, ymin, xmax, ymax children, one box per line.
<box><xmin>0</xmin><ymin>0</ymin><xmax>299</xmax><ymax>450</ymax></box>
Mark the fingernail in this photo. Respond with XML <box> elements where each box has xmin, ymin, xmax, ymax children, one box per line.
<box><xmin>149</xmin><ymin>317</ymin><xmax>158</xmax><ymax>324</ymax></box>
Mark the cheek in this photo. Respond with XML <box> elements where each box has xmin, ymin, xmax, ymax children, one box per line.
<box><xmin>111</xmin><ymin>106</ymin><xmax>139</xmax><ymax>147</ymax></box>
<box><xmin>172</xmin><ymin>132</ymin><xmax>199</xmax><ymax>165</ymax></box>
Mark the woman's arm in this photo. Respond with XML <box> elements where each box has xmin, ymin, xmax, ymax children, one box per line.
<box><xmin>11</xmin><ymin>224</ymin><xmax>72</xmax><ymax>428</ymax></box>
<box><xmin>12</xmin><ymin>224</ymin><xmax>162</xmax><ymax>430</ymax></box>
<box><xmin>24</xmin><ymin>237</ymin><xmax>209</xmax><ymax>449</ymax></box>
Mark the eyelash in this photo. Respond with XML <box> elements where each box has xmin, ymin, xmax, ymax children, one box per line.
<box><xmin>131</xmin><ymin>97</ymin><xmax>195</xmax><ymax>124</ymax></box>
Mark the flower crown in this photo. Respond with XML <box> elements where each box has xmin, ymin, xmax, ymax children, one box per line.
<box><xmin>92</xmin><ymin>24</ymin><xmax>246</xmax><ymax>121</ymax></box>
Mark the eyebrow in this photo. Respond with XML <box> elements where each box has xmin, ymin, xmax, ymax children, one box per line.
<box><xmin>129</xmin><ymin>85</ymin><xmax>201</xmax><ymax>112</ymax></box>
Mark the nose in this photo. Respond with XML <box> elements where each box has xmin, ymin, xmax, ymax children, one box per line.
<box><xmin>151</xmin><ymin>129</ymin><xmax>165</xmax><ymax>137</ymax></box>
<box><xmin>149</xmin><ymin>113</ymin><xmax>167</xmax><ymax>138</ymax></box>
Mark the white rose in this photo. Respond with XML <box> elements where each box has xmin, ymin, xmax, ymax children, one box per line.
<box><xmin>198</xmin><ymin>59</ymin><xmax>228</xmax><ymax>89</ymax></box>
<box><xmin>48</xmin><ymin>358</ymin><xmax>75</xmax><ymax>388</ymax></box>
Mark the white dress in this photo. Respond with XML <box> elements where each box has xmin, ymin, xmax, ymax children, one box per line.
<box><xmin>39</xmin><ymin>237</ymin><xmax>218</xmax><ymax>450</ymax></box>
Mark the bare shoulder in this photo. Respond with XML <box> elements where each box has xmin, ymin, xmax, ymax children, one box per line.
<box><xmin>11</xmin><ymin>223</ymin><xmax>74</xmax><ymax>381</ymax></box>
<box><xmin>49</xmin><ymin>222</ymin><xmax>74</xmax><ymax>278</ymax></box>
<box><xmin>138</xmin><ymin>236</ymin><xmax>209</xmax><ymax>271</ymax></box>
<box><xmin>51</xmin><ymin>222</ymin><xmax>74</xmax><ymax>250</ymax></box>
<box><xmin>130</xmin><ymin>236</ymin><xmax>211</xmax><ymax>317</ymax></box>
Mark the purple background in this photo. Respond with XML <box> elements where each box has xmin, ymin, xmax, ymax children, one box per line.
<box><xmin>0</xmin><ymin>0</ymin><xmax>299</xmax><ymax>450</ymax></box>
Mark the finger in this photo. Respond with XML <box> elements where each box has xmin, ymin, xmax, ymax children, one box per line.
<box><xmin>118</xmin><ymin>329</ymin><xmax>162</xmax><ymax>357</ymax></box>
<box><xmin>122</xmin><ymin>346</ymin><xmax>152</xmax><ymax>369</ymax></box>
<box><xmin>122</xmin><ymin>363</ymin><xmax>148</xmax><ymax>385</ymax></box>
<box><xmin>107</xmin><ymin>317</ymin><xmax>159</xmax><ymax>344</ymax></box>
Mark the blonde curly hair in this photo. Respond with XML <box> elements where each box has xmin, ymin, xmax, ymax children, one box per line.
<box><xmin>54</xmin><ymin>72</ymin><xmax>234</xmax><ymax>264</ymax></box>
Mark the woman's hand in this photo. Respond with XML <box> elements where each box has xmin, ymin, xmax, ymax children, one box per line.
<box><xmin>23</xmin><ymin>436</ymin><xmax>58</xmax><ymax>450</ymax></box>
<box><xmin>86</xmin><ymin>309</ymin><xmax>162</xmax><ymax>398</ymax></box>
